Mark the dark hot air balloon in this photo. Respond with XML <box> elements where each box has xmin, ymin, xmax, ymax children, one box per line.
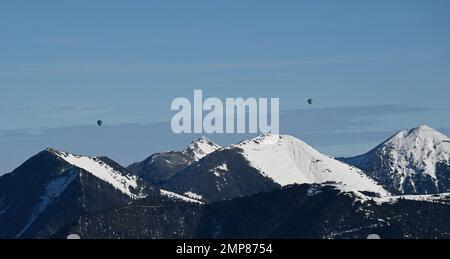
<box><xmin>307</xmin><ymin>99</ymin><xmax>313</xmax><ymax>105</ymax></box>
<box><xmin>97</xmin><ymin>120</ymin><xmax>103</xmax><ymax>127</ymax></box>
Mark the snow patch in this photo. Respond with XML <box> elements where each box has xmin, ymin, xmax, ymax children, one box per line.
<box><xmin>0</xmin><ymin>196</ymin><xmax>11</xmax><ymax>217</ymax></box>
<box><xmin>160</xmin><ymin>189</ymin><xmax>204</xmax><ymax>204</ymax></box>
<box><xmin>53</xmin><ymin>150</ymin><xmax>145</xmax><ymax>199</ymax></box>
<box><xmin>375</xmin><ymin>193</ymin><xmax>450</xmax><ymax>205</ymax></box>
<box><xmin>183</xmin><ymin>191</ymin><xmax>204</xmax><ymax>201</ymax></box>
<box><xmin>318</xmin><ymin>182</ymin><xmax>450</xmax><ymax>205</ymax></box>
<box><xmin>306</xmin><ymin>186</ymin><xmax>323</xmax><ymax>197</ymax></box>
<box><xmin>209</xmin><ymin>163</ymin><xmax>229</xmax><ymax>177</ymax></box>
<box><xmin>16</xmin><ymin>169</ymin><xmax>78</xmax><ymax>237</ymax></box>
<box><xmin>184</xmin><ymin>137</ymin><xmax>221</xmax><ymax>160</ymax></box>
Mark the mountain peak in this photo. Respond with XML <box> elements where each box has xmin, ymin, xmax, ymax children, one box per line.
<box><xmin>231</xmin><ymin>133</ymin><xmax>388</xmax><ymax>195</ymax></box>
<box><xmin>235</xmin><ymin>134</ymin><xmax>300</xmax><ymax>147</ymax></box>
<box><xmin>184</xmin><ymin>137</ymin><xmax>221</xmax><ymax>160</ymax></box>
<box><xmin>405</xmin><ymin>125</ymin><xmax>447</xmax><ymax>139</ymax></box>
<box><xmin>44</xmin><ymin>148</ymin><xmax>83</xmax><ymax>158</ymax></box>
<box><xmin>344</xmin><ymin>125</ymin><xmax>450</xmax><ymax>195</ymax></box>
<box><xmin>44</xmin><ymin>147</ymin><xmax>61</xmax><ymax>155</ymax></box>
<box><xmin>414</xmin><ymin>125</ymin><xmax>435</xmax><ymax>131</ymax></box>
<box><xmin>193</xmin><ymin>136</ymin><xmax>215</xmax><ymax>144</ymax></box>
<box><xmin>389</xmin><ymin>125</ymin><xmax>449</xmax><ymax>147</ymax></box>
<box><xmin>46</xmin><ymin>149</ymin><xmax>145</xmax><ymax>199</ymax></box>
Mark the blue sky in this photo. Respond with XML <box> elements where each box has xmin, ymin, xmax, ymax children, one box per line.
<box><xmin>1</xmin><ymin>1</ymin><xmax>450</xmax><ymax>173</ymax></box>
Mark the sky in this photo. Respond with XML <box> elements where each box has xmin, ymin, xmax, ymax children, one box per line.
<box><xmin>1</xmin><ymin>0</ymin><xmax>450</xmax><ymax>173</ymax></box>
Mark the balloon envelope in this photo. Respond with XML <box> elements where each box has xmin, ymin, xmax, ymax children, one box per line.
<box><xmin>307</xmin><ymin>99</ymin><xmax>313</xmax><ymax>105</ymax></box>
<box><xmin>97</xmin><ymin>120</ymin><xmax>103</xmax><ymax>126</ymax></box>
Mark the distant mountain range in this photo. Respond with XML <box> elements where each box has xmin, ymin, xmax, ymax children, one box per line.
<box><xmin>1</xmin><ymin>125</ymin><xmax>450</xmax><ymax>239</ymax></box>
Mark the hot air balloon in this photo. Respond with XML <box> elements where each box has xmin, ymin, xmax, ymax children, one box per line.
<box><xmin>97</xmin><ymin>120</ymin><xmax>103</xmax><ymax>127</ymax></box>
<box><xmin>307</xmin><ymin>99</ymin><xmax>313</xmax><ymax>105</ymax></box>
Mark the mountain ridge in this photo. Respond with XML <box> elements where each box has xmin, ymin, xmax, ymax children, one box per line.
<box><xmin>161</xmin><ymin>134</ymin><xmax>389</xmax><ymax>202</ymax></box>
<box><xmin>127</xmin><ymin>137</ymin><xmax>221</xmax><ymax>185</ymax></box>
<box><xmin>2</xmin><ymin>125</ymin><xmax>450</xmax><ymax>238</ymax></box>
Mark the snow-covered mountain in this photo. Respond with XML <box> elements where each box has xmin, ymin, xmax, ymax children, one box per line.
<box><xmin>51</xmin><ymin>149</ymin><xmax>147</xmax><ymax>199</ymax></box>
<box><xmin>342</xmin><ymin>125</ymin><xmax>450</xmax><ymax>195</ymax></box>
<box><xmin>2</xmin><ymin>128</ymin><xmax>450</xmax><ymax>239</ymax></box>
<box><xmin>0</xmin><ymin>148</ymin><xmax>198</xmax><ymax>238</ymax></box>
<box><xmin>127</xmin><ymin>137</ymin><xmax>221</xmax><ymax>185</ymax></box>
<box><xmin>163</xmin><ymin>134</ymin><xmax>389</xmax><ymax>201</ymax></box>
<box><xmin>235</xmin><ymin>134</ymin><xmax>389</xmax><ymax>195</ymax></box>
<box><xmin>183</xmin><ymin>136</ymin><xmax>222</xmax><ymax>161</ymax></box>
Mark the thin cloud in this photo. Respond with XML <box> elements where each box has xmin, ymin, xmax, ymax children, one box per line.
<box><xmin>0</xmin><ymin>104</ymin><xmax>107</xmax><ymax>115</ymax></box>
<box><xmin>281</xmin><ymin>104</ymin><xmax>435</xmax><ymax>134</ymax></box>
<box><xmin>0</xmin><ymin>50</ymin><xmax>448</xmax><ymax>77</ymax></box>
<box><xmin>46</xmin><ymin>104</ymin><xmax>106</xmax><ymax>113</ymax></box>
